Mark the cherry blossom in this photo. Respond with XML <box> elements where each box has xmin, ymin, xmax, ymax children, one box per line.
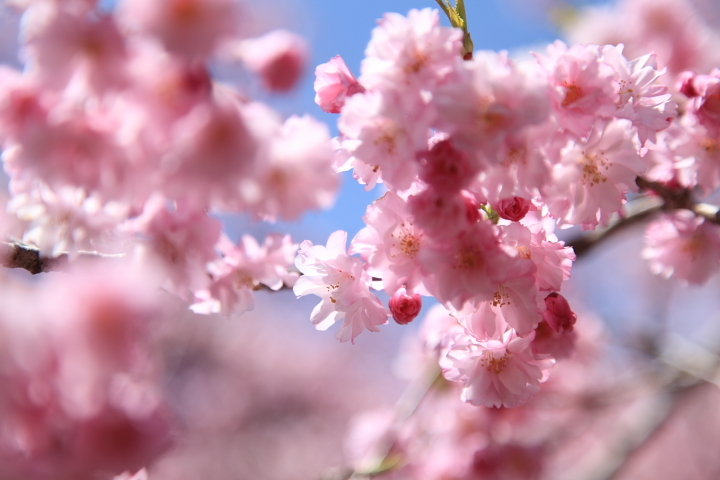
<box><xmin>536</xmin><ymin>41</ymin><xmax>617</xmax><ymax>139</ymax></box>
<box><xmin>236</xmin><ymin>29</ymin><xmax>308</xmax><ymax>93</ymax></box>
<box><xmin>240</xmin><ymin>114</ymin><xmax>339</xmax><ymax>221</ymax></box>
<box><xmin>418</xmin><ymin>221</ymin><xmax>513</xmax><ymax>309</ymax></box>
<box><xmin>360</xmin><ymin>8</ymin><xmax>462</xmax><ymax>93</ymax></box>
<box><xmin>350</xmin><ymin>191</ymin><xmax>427</xmax><ymax>295</ymax></box>
<box><xmin>191</xmin><ymin>233</ymin><xmax>299</xmax><ymax>316</ymax></box>
<box><xmin>293</xmin><ymin>231</ymin><xmax>389</xmax><ymax>343</ymax></box>
<box><xmin>339</xmin><ymin>89</ymin><xmax>430</xmax><ymax>191</ymax></box>
<box><xmin>500</xmin><ymin>222</ymin><xmax>575</xmax><ymax>293</ymax></box>
<box><xmin>600</xmin><ymin>45</ymin><xmax>677</xmax><ymax>144</ymax></box>
<box><xmin>314</xmin><ymin>55</ymin><xmax>365</xmax><ymax>114</ymax></box>
<box><xmin>441</xmin><ymin>328</ymin><xmax>554</xmax><ymax>408</ymax></box>
<box><xmin>433</xmin><ymin>50</ymin><xmax>550</xmax><ymax>160</ymax></box>
<box><xmin>642</xmin><ymin>209</ymin><xmax>720</xmax><ymax>284</ymax></box>
<box><xmin>117</xmin><ymin>0</ymin><xmax>240</xmax><ymax>60</ymax></box>
<box><xmin>544</xmin><ymin>118</ymin><xmax>645</xmax><ymax>229</ymax></box>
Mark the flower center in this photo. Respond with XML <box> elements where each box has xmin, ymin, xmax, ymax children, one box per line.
<box><xmin>479</xmin><ymin>351</ymin><xmax>510</xmax><ymax>374</ymax></box>
<box><xmin>492</xmin><ymin>290</ymin><xmax>511</xmax><ymax>307</ymax></box>
<box><xmin>233</xmin><ymin>270</ymin><xmax>255</xmax><ymax>289</ymax></box>
<box><xmin>580</xmin><ymin>151</ymin><xmax>609</xmax><ymax>186</ymax></box>
<box><xmin>517</xmin><ymin>245</ymin><xmax>532</xmax><ymax>259</ymax></box>
<box><xmin>374</xmin><ymin>124</ymin><xmax>403</xmax><ymax>155</ymax></box>
<box><xmin>454</xmin><ymin>245</ymin><xmax>483</xmax><ymax>270</ymax></box>
<box><xmin>390</xmin><ymin>222</ymin><xmax>422</xmax><ymax>259</ymax></box>
<box><xmin>562</xmin><ymin>83</ymin><xmax>583</xmax><ymax>107</ymax></box>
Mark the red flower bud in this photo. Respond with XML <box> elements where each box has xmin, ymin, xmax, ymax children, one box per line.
<box><xmin>677</xmin><ymin>71</ymin><xmax>698</xmax><ymax>98</ymax></box>
<box><xmin>495</xmin><ymin>196</ymin><xmax>531</xmax><ymax>222</ymax></box>
<box><xmin>389</xmin><ymin>288</ymin><xmax>422</xmax><ymax>325</ymax></box>
<box><xmin>542</xmin><ymin>292</ymin><xmax>577</xmax><ymax>334</ymax></box>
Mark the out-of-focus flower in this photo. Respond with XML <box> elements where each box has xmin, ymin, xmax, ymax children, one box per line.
<box><xmin>642</xmin><ymin>209</ymin><xmax>720</xmax><ymax>284</ymax></box>
<box><xmin>117</xmin><ymin>0</ymin><xmax>240</xmax><ymax>60</ymax></box>
<box><xmin>237</xmin><ymin>29</ymin><xmax>308</xmax><ymax>92</ymax></box>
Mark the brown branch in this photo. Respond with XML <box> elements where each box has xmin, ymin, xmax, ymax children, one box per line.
<box><xmin>0</xmin><ymin>242</ymin><xmax>124</xmax><ymax>274</ymax></box>
<box><xmin>567</xmin><ymin>176</ymin><xmax>720</xmax><ymax>258</ymax></box>
<box><xmin>0</xmin><ymin>242</ymin><xmax>68</xmax><ymax>274</ymax></box>
<box><xmin>566</xmin><ymin>194</ymin><xmax>662</xmax><ymax>258</ymax></box>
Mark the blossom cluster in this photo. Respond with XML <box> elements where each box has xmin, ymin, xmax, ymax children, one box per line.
<box><xmin>0</xmin><ymin>0</ymin><xmax>337</xmax><ymax>314</ymax></box>
<box><xmin>295</xmin><ymin>7</ymin><xmax>687</xmax><ymax>408</ymax></box>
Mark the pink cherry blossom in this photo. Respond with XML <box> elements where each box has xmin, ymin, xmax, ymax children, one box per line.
<box><xmin>240</xmin><ymin>114</ymin><xmax>339</xmax><ymax>221</ymax></box>
<box><xmin>419</xmin><ymin>221</ymin><xmax>512</xmax><ymax>309</ymax></box>
<box><xmin>416</xmin><ymin>138</ymin><xmax>480</xmax><ymax>193</ymax></box>
<box><xmin>441</xmin><ymin>328</ymin><xmax>554</xmax><ymax>408</ymax></box>
<box><xmin>339</xmin><ymin>89</ymin><xmax>430</xmax><ymax>191</ymax></box>
<box><xmin>544</xmin><ymin>118</ymin><xmax>645</xmax><ymax>229</ymax></box>
<box><xmin>567</xmin><ymin>0</ymin><xmax>720</xmax><ymax>78</ymax></box>
<box><xmin>686</xmin><ymin>69</ymin><xmax>720</xmax><ymax>136</ymax></box>
<box><xmin>642</xmin><ymin>209</ymin><xmax>720</xmax><ymax>284</ymax></box>
<box><xmin>407</xmin><ymin>188</ymin><xmax>479</xmax><ymax>241</ymax></box>
<box><xmin>531</xmin><ymin>318</ymin><xmax>577</xmax><ymax>360</ymax></box>
<box><xmin>455</xmin><ymin>258</ymin><xmax>541</xmax><ymax>337</ymax></box>
<box><xmin>677</xmin><ymin>70</ymin><xmax>699</xmax><ymax>98</ymax></box>
<box><xmin>191</xmin><ymin>233</ymin><xmax>299</xmax><ymax>316</ymax></box>
<box><xmin>475</xmin><ymin>122</ymin><xmax>556</xmax><ymax>203</ymax></box>
<box><xmin>314</xmin><ymin>55</ymin><xmax>365</xmax><ymax>114</ymax></box>
<box><xmin>129</xmin><ymin>198</ymin><xmax>222</xmax><ymax>297</ymax></box>
<box><xmin>293</xmin><ymin>231</ymin><xmax>389</xmax><ymax>343</ymax></box>
<box><xmin>162</xmin><ymin>97</ymin><xmax>257</xmax><ymax>208</ymax></box>
<box><xmin>670</xmin><ymin>113</ymin><xmax>720</xmax><ymax>194</ymax></box>
<box><xmin>237</xmin><ymin>29</ymin><xmax>308</xmax><ymax>93</ymax></box>
<box><xmin>500</xmin><ymin>222</ymin><xmax>575</xmax><ymax>292</ymax></box>
<box><xmin>8</xmin><ymin>184</ymin><xmax>129</xmax><ymax>257</ymax></box>
<box><xmin>118</xmin><ymin>0</ymin><xmax>240</xmax><ymax>60</ymax></box>
<box><xmin>350</xmin><ymin>191</ymin><xmax>427</xmax><ymax>295</ymax></box>
<box><xmin>360</xmin><ymin>8</ymin><xmax>462</xmax><ymax>93</ymax></box>
<box><xmin>20</xmin><ymin>5</ymin><xmax>127</xmax><ymax>92</ymax></box>
<box><xmin>536</xmin><ymin>41</ymin><xmax>617</xmax><ymax>139</ymax></box>
<box><xmin>600</xmin><ymin>46</ymin><xmax>677</xmax><ymax>145</ymax></box>
<box><xmin>434</xmin><ymin>50</ymin><xmax>550</xmax><ymax>160</ymax></box>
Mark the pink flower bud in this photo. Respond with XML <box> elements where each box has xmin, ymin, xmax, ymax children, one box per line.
<box><xmin>461</xmin><ymin>190</ymin><xmax>482</xmax><ymax>224</ymax></box>
<box><xmin>240</xmin><ymin>30</ymin><xmax>308</xmax><ymax>93</ymax></box>
<box><xmin>314</xmin><ymin>55</ymin><xmax>365</xmax><ymax>113</ymax></box>
<box><xmin>677</xmin><ymin>71</ymin><xmax>698</xmax><ymax>98</ymax></box>
<box><xmin>495</xmin><ymin>196</ymin><xmax>532</xmax><ymax>222</ymax></box>
<box><xmin>389</xmin><ymin>288</ymin><xmax>422</xmax><ymax>325</ymax></box>
<box><xmin>542</xmin><ymin>292</ymin><xmax>576</xmax><ymax>334</ymax></box>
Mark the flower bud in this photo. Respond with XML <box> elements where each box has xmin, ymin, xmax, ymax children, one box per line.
<box><xmin>461</xmin><ymin>190</ymin><xmax>482</xmax><ymax>224</ymax></box>
<box><xmin>542</xmin><ymin>292</ymin><xmax>576</xmax><ymax>334</ymax></box>
<box><xmin>677</xmin><ymin>71</ymin><xmax>698</xmax><ymax>98</ymax></box>
<box><xmin>239</xmin><ymin>30</ymin><xmax>308</xmax><ymax>93</ymax></box>
<box><xmin>495</xmin><ymin>196</ymin><xmax>531</xmax><ymax>222</ymax></box>
<box><xmin>389</xmin><ymin>288</ymin><xmax>422</xmax><ymax>325</ymax></box>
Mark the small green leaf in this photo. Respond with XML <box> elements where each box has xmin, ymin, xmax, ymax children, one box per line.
<box><xmin>435</xmin><ymin>0</ymin><xmax>474</xmax><ymax>59</ymax></box>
